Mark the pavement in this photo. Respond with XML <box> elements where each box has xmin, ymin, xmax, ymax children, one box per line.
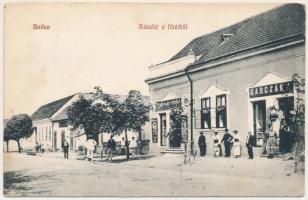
<box><xmin>3</xmin><ymin>152</ymin><xmax>305</xmax><ymax>197</ymax></box>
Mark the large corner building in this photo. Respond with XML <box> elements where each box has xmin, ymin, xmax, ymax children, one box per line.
<box><xmin>145</xmin><ymin>4</ymin><xmax>305</xmax><ymax>155</ymax></box>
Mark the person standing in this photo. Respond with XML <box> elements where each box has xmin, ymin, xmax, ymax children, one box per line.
<box><xmin>221</xmin><ymin>128</ymin><xmax>233</xmax><ymax>157</ymax></box>
<box><xmin>233</xmin><ymin>130</ymin><xmax>241</xmax><ymax>158</ymax></box>
<box><xmin>267</xmin><ymin>126</ymin><xmax>278</xmax><ymax>159</ymax></box>
<box><xmin>63</xmin><ymin>140</ymin><xmax>69</xmax><ymax>159</ymax></box>
<box><xmin>198</xmin><ymin>132</ymin><xmax>206</xmax><ymax>156</ymax></box>
<box><xmin>86</xmin><ymin>138</ymin><xmax>97</xmax><ymax>161</ymax></box>
<box><xmin>246</xmin><ymin>131</ymin><xmax>255</xmax><ymax>159</ymax></box>
<box><xmin>35</xmin><ymin>142</ymin><xmax>39</xmax><ymax>152</ymax></box>
<box><xmin>212</xmin><ymin>130</ymin><xmax>221</xmax><ymax>157</ymax></box>
<box><xmin>106</xmin><ymin>135</ymin><xmax>116</xmax><ymax>161</ymax></box>
<box><xmin>164</xmin><ymin>127</ymin><xmax>171</xmax><ymax>149</ymax></box>
<box><xmin>130</xmin><ymin>137</ymin><xmax>138</xmax><ymax>155</ymax></box>
<box><xmin>120</xmin><ymin>137</ymin><xmax>126</xmax><ymax>155</ymax></box>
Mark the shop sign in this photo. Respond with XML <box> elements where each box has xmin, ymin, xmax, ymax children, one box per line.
<box><xmin>249</xmin><ymin>81</ymin><xmax>293</xmax><ymax>98</ymax></box>
<box><xmin>156</xmin><ymin>98</ymin><xmax>181</xmax><ymax>111</ymax></box>
<box><xmin>151</xmin><ymin>118</ymin><xmax>158</xmax><ymax>143</ymax></box>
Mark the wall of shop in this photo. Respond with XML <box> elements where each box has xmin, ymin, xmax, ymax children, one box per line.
<box><xmin>191</xmin><ymin>43</ymin><xmax>304</xmax><ymax>156</ymax></box>
<box><xmin>148</xmin><ymin>43</ymin><xmax>304</xmax><ymax>156</ymax></box>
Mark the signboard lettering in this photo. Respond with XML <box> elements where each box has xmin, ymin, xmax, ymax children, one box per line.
<box><xmin>249</xmin><ymin>81</ymin><xmax>293</xmax><ymax>98</ymax></box>
<box><xmin>156</xmin><ymin>98</ymin><xmax>181</xmax><ymax>111</ymax></box>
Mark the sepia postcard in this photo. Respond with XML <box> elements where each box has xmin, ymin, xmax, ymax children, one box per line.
<box><xmin>2</xmin><ymin>1</ymin><xmax>306</xmax><ymax>197</ymax></box>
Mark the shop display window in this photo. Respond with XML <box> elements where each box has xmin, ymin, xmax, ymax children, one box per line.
<box><xmin>216</xmin><ymin>94</ymin><xmax>227</xmax><ymax>128</ymax></box>
<box><xmin>201</xmin><ymin>97</ymin><xmax>211</xmax><ymax>129</ymax></box>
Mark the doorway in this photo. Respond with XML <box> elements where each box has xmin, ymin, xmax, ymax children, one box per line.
<box><xmin>278</xmin><ymin>97</ymin><xmax>294</xmax><ymax>124</ymax></box>
<box><xmin>253</xmin><ymin>100</ymin><xmax>266</xmax><ymax>147</ymax></box>
<box><xmin>160</xmin><ymin>113</ymin><xmax>167</xmax><ymax>146</ymax></box>
<box><xmin>61</xmin><ymin>131</ymin><xmax>65</xmax><ymax>149</ymax></box>
<box><xmin>53</xmin><ymin>131</ymin><xmax>57</xmax><ymax>149</ymax></box>
<box><xmin>278</xmin><ymin>96</ymin><xmax>295</xmax><ymax>153</ymax></box>
<box><xmin>169</xmin><ymin>113</ymin><xmax>182</xmax><ymax>148</ymax></box>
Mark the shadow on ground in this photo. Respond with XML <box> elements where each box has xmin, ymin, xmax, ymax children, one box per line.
<box><xmin>94</xmin><ymin>155</ymin><xmax>156</xmax><ymax>163</ymax></box>
<box><xmin>3</xmin><ymin>171</ymin><xmax>35</xmax><ymax>195</ymax></box>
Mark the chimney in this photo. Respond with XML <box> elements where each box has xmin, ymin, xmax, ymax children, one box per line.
<box><xmin>221</xmin><ymin>33</ymin><xmax>234</xmax><ymax>42</ymax></box>
<box><xmin>188</xmin><ymin>47</ymin><xmax>196</xmax><ymax>62</ymax></box>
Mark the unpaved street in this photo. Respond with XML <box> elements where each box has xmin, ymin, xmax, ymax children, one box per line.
<box><xmin>3</xmin><ymin>153</ymin><xmax>304</xmax><ymax>197</ymax></box>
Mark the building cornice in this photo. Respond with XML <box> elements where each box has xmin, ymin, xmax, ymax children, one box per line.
<box><xmin>32</xmin><ymin>118</ymin><xmax>52</xmax><ymax>124</ymax></box>
<box><xmin>145</xmin><ymin>36</ymin><xmax>304</xmax><ymax>84</ymax></box>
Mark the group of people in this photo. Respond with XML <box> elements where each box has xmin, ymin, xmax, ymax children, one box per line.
<box><xmin>82</xmin><ymin>135</ymin><xmax>139</xmax><ymax>161</ymax></box>
<box><xmin>198</xmin><ymin>128</ymin><xmax>255</xmax><ymax>159</ymax></box>
<box><xmin>104</xmin><ymin>135</ymin><xmax>139</xmax><ymax>161</ymax></box>
<box><xmin>120</xmin><ymin>137</ymin><xmax>138</xmax><ymax>155</ymax></box>
<box><xmin>263</xmin><ymin>105</ymin><xmax>296</xmax><ymax>158</ymax></box>
<box><xmin>35</xmin><ymin>142</ymin><xmax>52</xmax><ymax>153</ymax></box>
<box><xmin>35</xmin><ymin>142</ymin><xmax>44</xmax><ymax>153</ymax></box>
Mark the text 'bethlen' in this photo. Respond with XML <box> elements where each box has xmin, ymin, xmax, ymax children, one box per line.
<box><xmin>33</xmin><ymin>24</ymin><xmax>50</xmax><ymax>30</ymax></box>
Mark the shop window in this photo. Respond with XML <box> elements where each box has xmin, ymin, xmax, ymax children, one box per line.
<box><xmin>216</xmin><ymin>94</ymin><xmax>227</xmax><ymax>128</ymax></box>
<box><xmin>201</xmin><ymin>97</ymin><xmax>211</xmax><ymax>129</ymax></box>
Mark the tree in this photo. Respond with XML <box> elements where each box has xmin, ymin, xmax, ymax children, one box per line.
<box><xmin>67</xmin><ymin>92</ymin><xmax>115</xmax><ymax>143</ymax></box>
<box><xmin>68</xmin><ymin>88</ymin><xmax>149</xmax><ymax>159</ymax></box>
<box><xmin>4</xmin><ymin>125</ymin><xmax>10</xmax><ymax>152</ymax></box>
<box><xmin>4</xmin><ymin>114</ymin><xmax>33</xmax><ymax>153</ymax></box>
<box><xmin>110</xmin><ymin>90</ymin><xmax>149</xmax><ymax>159</ymax></box>
<box><xmin>292</xmin><ymin>74</ymin><xmax>305</xmax><ymax>173</ymax></box>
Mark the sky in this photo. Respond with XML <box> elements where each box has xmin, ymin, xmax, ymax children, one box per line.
<box><xmin>4</xmin><ymin>3</ymin><xmax>281</xmax><ymax>118</ymax></box>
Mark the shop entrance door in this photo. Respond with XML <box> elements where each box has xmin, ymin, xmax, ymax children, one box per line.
<box><xmin>278</xmin><ymin>97</ymin><xmax>294</xmax><ymax>121</ymax></box>
<box><xmin>169</xmin><ymin>116</ymin><xmax>183</xmax><ymax>149</ymax></box>
<box><xmin>160</xmin><ymin>113</ymin><xmax>167</xmax><ymax>146</ymax></box>
<box><xmin>253</xmin><ymin>100</ymin><xmax>266</xmax><ymax>146</ymax></box>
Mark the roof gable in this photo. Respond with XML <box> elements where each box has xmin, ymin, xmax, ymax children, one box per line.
<box><xmin>252</xmin><ymin>72</ymin><xmax>289</xmax><ymax>87</ymax></box>
<box><xmin>31</xmin><ymin>94</ymin><xmax>76</xmax><ymax>121</ymax></box>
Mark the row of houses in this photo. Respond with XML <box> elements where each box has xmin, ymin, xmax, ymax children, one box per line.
<box><xmin>16</xmin><ymin>4</ymin><xmax>305</xmax><ymax>156</ymax></box>
<box><xmin>21</xmin><ymin>93</ymin><xmax>151</xmax><ymax>152</ymax></box>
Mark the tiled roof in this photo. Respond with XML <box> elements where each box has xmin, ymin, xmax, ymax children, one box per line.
<box><xmin>168</xmin><ymin>4</ymin><xmax>305</xmax><ymax>65</ymax></box>
<box><xmin>31</xmin><ymin>95</ymin><xmax>76</xmax><ymax>121</ymax></box>
<box><xmin>51</xmin><ymin>93</ymin><xmax>93</xmax><ymax>121</ymax></box>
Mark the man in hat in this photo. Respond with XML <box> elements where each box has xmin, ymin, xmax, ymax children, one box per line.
<box><xmin>221</xmin><ymin>128</ymin><xmax>233</xmax><ymax>157</ymax></box>
<box><xmin>198</xmin><ymin>131</ymin><xmax>206</xmax><ymax>156</ymax></box>
<box><xmin>212</xmin><ymin>130</ymin><xmax>221</xmax><ymax>157</ymax></box>
<box><xmin>106</xmin><ymin>135</ymin><xmax>116</xmax><ymax>161</ymax></box>
<box><xmin>246</xmin><ymin>131</ymin><xmax>255</xmax><ymax>159</ymax></box>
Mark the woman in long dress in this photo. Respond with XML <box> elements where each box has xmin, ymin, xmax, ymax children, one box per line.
<box><xmin>212</xmin><ymin>130</ymin><xmax>221</xmax><ymax>157</ymax></box>
<box><xmin>267</xmin><ymin>126</ymin><xmax>278</xmax><ymax>158</ymax></box>
<box><xmin>233</xmin><ymin>130</ymin><xmax>241</xmax><ymax>158</ymax></box>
